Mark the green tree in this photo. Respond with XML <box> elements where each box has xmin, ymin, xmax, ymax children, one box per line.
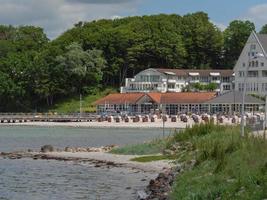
<box><xmin>223</xmin><ymin>20</ymin><xmax>255</xmax><ymax>67</ymax></box>
<box><xmin>181</xmin><ymin>12</ymin><xmax>224</xmax><ymax>68</ymax></box>
<box><xmin>56</xmin><ymin>43</ymin><xmax>106</xmax><ymax>94</ymax></box>
<box><xmin>205</xmin><ymin>83</ymin><xmax>217</xmax><ymax>91</ymax></box>
<box><xmin>260</xmin><ymin>24</ymin><xmax>267</xmax><ymax>34</ymax></box>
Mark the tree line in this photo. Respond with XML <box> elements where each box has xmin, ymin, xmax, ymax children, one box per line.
<box><xmin>0</xmin><ymin>12</ymin><xmax>266</xmax><ymax>112</ymax></box>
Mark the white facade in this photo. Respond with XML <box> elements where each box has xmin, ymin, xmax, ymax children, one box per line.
<box><xmin>121</xmin><ymin>68</ymin><xmax>234</xmax><ymax>94</ymax></box>
<box><xmin>234</xmin><ymin>31</ymin><xmax>267</xmax><ymax>96</ymax></box>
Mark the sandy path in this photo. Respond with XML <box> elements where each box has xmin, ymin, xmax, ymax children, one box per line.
<box><xmin>45</xmin><ymin>151</ymin><xmax>172</xmax><ymax>172</ymax></box>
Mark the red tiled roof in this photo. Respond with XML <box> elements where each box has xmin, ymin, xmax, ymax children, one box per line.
<box><xmin>93</xmin><ymin>93</ymin><xmax>144</xmax><ymax>105</ymax></box>
<box><xmin>147</xmin><ymin>93</ymin><xmax>162</xmax><ymax>104</ymax></box>
<box><xmin>155</xmin><ymin>68</ymin><xmax>234</xmax><ymax>77</ymax></box>
<box><xmin>160</xmin><ymin>92</ymin><xmax>216</xmax><ymax>104</ymax></box>
<box><xmin>94</xmin><ymin>92</ymin><xmax>216</xmax><ymax>105</ymax></box>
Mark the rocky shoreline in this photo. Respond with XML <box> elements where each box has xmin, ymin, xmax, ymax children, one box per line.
<box><xmin>0</xmin><ymin>145</ymin><xmax>177</xmax><ymax>200</ymax></box>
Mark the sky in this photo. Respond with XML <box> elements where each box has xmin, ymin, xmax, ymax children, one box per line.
<box><xmin>0</xmin><ymin>0</ymin><xmax>267</xmax><ymax>39</ymax></box>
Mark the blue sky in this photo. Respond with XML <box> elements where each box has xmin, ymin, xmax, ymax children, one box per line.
<box><xmin>0</xmin><ymin>0</ymin><xmax>266</xmax><ymax>38</ymax></box>
<box><xmin>136</xmin><ymin>0</ymin><xmax>267</xmax><ymax>30</ymax></box>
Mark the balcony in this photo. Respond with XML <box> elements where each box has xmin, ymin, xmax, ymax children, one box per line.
<box><xmin>120</xmin><ymin>86</ymin><xmax>164</xmax><ymax>93</ymax></box>
<box><xmin>189</xmin><ymin>80</ymin><xmax>200</xmax><ymax>83</ymax></box>
<box><xmin>211</xmin><ymin>80</ymin><xmax>221</xmax><ymax>84</ymax></box>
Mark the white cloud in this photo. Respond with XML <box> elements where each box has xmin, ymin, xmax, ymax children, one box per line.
<box><xmin>211</xmin><ymin>20</ymin><xmax>227</xmax><ymax>31</ymax></box>
<box><xmin>0</xmin><ymin>0</ymin><xmax>140</xmax><ymax>39</ymax></box>
<box><xmin>243</xmin><ymin>3</ymin><xmax>267</xmax><ymax>30</ymax></box>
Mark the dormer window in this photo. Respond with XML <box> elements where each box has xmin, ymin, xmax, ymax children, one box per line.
<box><xmin>243</xmin><ymin>63</ymin><xmax>246</xmax><ymax>67</ymax></box>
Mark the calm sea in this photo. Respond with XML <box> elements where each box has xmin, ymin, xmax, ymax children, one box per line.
<box><xmin>0</xmin><ymin>126</ymin><xmax>169</xmax><ymax>200</ymax></box>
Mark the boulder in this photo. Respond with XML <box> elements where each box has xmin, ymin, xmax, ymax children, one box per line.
<box><xmin>65</xmin><ymin>147</ymin><xmax>73</xmax><ymax>152</ymax></box>
<box><xmin>41</xmin><ymin>145</ymin><xmax>54</xmax><ymax>153</ymax></box>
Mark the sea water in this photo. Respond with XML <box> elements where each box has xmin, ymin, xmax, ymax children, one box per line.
<box><xmin>0</xmin><ymin>126</ymin><xmax>167</xmax><ymax>200</ymax></box>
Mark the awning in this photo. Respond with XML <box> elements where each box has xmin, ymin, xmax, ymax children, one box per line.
<box><xmin>210</xmin><ymin>72</ymin><xmax>220</xmax><ymax>76</ymax></box>
<box><xmin>189</xmin><ymin>72</ymin><xmax>199</xmax><ymax>76</ymax></box>
<box><xmin>164</xmin><ymin>71</ymin><xmax>176</xmax><ymax>75</ymax></box>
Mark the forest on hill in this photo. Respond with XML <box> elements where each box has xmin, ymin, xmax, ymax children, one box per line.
<box><xmin>0</xmin><ymin>12</ymin><xmax>266</xmax><ymax>112</ymax></box>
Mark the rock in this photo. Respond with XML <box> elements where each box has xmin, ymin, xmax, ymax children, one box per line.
<box><xmin>137</xmin><ymin>190</ymin><xmax>149</xmax><ymax>200</ymax></box>
<box><xmin>163</xmin><ymin>149</ymin><xmax>175</xmax><ymax>155</ymax></box>
<box><xmin>40</xmin><ymin>145</ymin><xmax>54</xmax><ymax>153</ymax></box>
<box><xmin>65</xmin><ymin>147</ymin><xmax>73</xmax><ymax>152</ymax></box>
<box><xmin>142</xmin><ymin>169</ymin><xmax>176</xmax><ymax>200</ymax></box>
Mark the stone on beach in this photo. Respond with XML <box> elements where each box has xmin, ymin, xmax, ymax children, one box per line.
<box><xmin>41</xmin><ymin>145</ymin><xmax>54</xmax><ymax>153</ymax></box>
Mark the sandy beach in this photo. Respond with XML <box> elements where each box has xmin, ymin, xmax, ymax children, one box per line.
<box><xmin>0</xmin><ymin>120</ymin><xmax>193</xmax><ymax>129</ymax></box>
<box><xmin>44</xmin><ymin>151</ymin><xmax>172</xmax><ymax>172</ymax></box>
<box><xmin>0</xmin><ymin>117</ymin><xmax>238</xmax><ymax>129</ymax></box>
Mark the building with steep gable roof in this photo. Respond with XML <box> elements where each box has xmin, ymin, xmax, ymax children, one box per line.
<box><xmin>234</xmin><ymin>31</ymin><xmax>267</xmax><ymax>95</ymax></box>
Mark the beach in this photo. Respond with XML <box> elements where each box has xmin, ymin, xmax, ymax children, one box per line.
<box><xmin>0</xmin><ymin>117</ymin><xmax>237</xmax><ymax>129</ymax></box>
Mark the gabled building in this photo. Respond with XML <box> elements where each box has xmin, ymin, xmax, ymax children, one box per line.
<box><xmin>94</xmin><ymin>92</ymin><xmax>216</xmax><ymax>115</ymax></box>
<box><xmin>121</xmin><ymin>68</ymin><xmax>234</xmax><ymax>94</ymax></box>
<box><xmin>94</xmin><ymin>91</ymin><xmax>264</xmax><ymax>115</ymax></box>
<box><xmin>234</xmin><ymin>31</ymin><xmax>267</xmax><ymax>95</ymax></box>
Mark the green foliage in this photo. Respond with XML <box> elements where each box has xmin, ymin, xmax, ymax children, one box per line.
<box><xmin>110</xmin><ymin>138</ymin><xmax>166</xmax><ymax>155</ymax></box>
<box><xmin>260</xmin><ymin>24</ymin><xmax>267</xmax><ymax>34</ymax></box>
<box><xmin>223</xmin><ymin>20</ymin><xmax>255</xmax><ymax>67</ymax></box>
<box><xmin>130</xmin><ymin>155</ymin><xmax>176</xmax><ymax>162</ymax></box>
<box><xmin>47</xmin><ymin>88</ymin><xmax>116</xmax><ymax>113</ymax></box>
<box><xmin>191</xmin><ymin>82</ymin><xmax>218</xmax><ymax>91</ymax></box>
<box><xmin>0</xmin><ymin>13</ymin><xmax>257</xmax><ymax>112</ymax></box>
<box><xmin>169</xmin><ymin>124</ymin><xmax>267</xmax><ymax>200</ymax></box>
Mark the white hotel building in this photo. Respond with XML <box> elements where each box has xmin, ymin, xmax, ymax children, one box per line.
<box><xmin>234</xmin><ymin>31</ymin><xmax>267</xmax><ymax>95</ymax></box>
<box><xmin>121</xmin><ymin>68</ymin><xmax>234</xmax><ymax>94</ymax></box>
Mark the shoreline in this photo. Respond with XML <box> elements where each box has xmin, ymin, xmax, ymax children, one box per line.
<box><xmin>0</xmin><ymin>149</ymin><xmax>175</xmax><ymax>199</ymax></box>
<box><xmin>0</xmin><ymin>150</ymin><xmax>172</xmax><ymax>173</ymax></box>
<box><xmin>0</xmin><ymin>121</ymin><xmax>192</xmax><ymax>129</ymax></box>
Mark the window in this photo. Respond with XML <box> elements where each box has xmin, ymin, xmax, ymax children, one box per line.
<box><xmin>167</xmin><ymin>84</ymin><xmax>175</xmax><ymax>89</ymax></box>
<box><xmin>251</xmin><ymin>52</ymin><xmax>255</xmax><ymax>57</ymax></box>
<box><xmin>262</xmin><ymin>71</ymin><xmax>267</xmax><ymax>77</ymax></box>
<box><xmin>140</xmin><ymin>75</ymin><xmax>149</xmax><ymax>82</ymax></box>
<box><xmin>247</xmin><ymin>71</ymin><xmax>258</xmax><ymax>77</ymax></box>
<box><xmin>239</xmin><ymin>71</ymin><xmax>245</xmax><ymax>77</ymax></box>
<box><xmin>261</xmin><ymin>62</ymin><xmax>265</xmax><ymax>67</ymax></box>
<box><xmin>251</xmin><ymin>44</ymin><xmax>256</xmax><ymax>50</ymax></box>
<box><xmin>223</xmin><ymin>85</ymin><xmax>230</xmax><ymax>90</ymax></box>
<box><xmin>243</xmin><ymin>63</ymin><xmax>246</xmax><ymax>67</ymax></box>
<box><xmin>222</xmin><ymin>77</ymin><xmax>230</xmax><ymax>82</ymax></box>
<box><xmin>150</xmin><ymin>75</ymin><xmax>160</xmax><ymax>82</ymax></box>
<box><xmin>238</xmin><ymin>83</ymin><xmax>244</xmax><ymax>91</ymax></box>
<box><xmin>255</xmin><ymin>61</ymin><xmax>259</xmax><ymax>67</ymax></box>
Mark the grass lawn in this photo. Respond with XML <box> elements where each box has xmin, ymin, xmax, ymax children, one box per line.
<box><xmin>110</xmin><ymin>138</ymin><xmax>167</xmax><ymax>155</ymax></box>
<box><xmin>47</xmin><ymin>88</ymin><xmax>116</xmax><ymax>113</ymax></box>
